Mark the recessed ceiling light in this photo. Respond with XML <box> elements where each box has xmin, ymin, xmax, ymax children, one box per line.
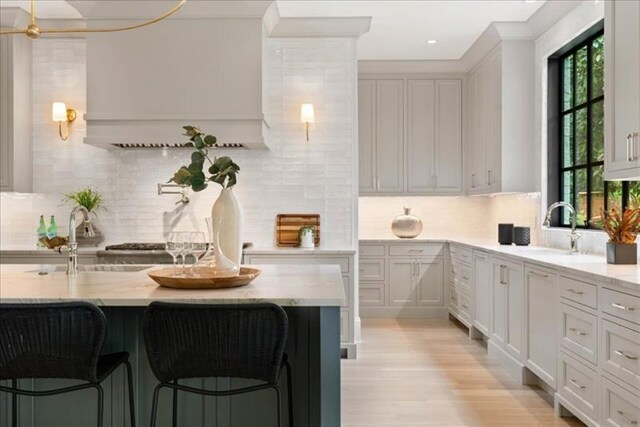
<box><xmin>523</xmin><ymin>0</ymin><xmax>536</xmax><ymax>3</ymax></box>
<box><xmin>426</xmin><ymin>39</ymin><xmax>437</xmax><ymax>45</ymax></box>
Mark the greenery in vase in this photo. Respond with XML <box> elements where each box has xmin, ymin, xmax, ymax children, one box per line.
<box><xmin>169</xmin><ymin>126</ymin><xmax>240</xmax><ymax>192</ymax></box>
<box><xmin>62</xmin><ymin>187</ymin><xmax>104</xmax><ymax>213</ymax></box>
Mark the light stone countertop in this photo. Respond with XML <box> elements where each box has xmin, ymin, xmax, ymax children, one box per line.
<box><xmin>360</xmin><ymin>236</ymin><xmax>640</xmax><ymax>290</ymax></box>
<box><xmin>244</xmin><ymin>246</ymin><xmax>356</xmax><ymax>256</ymax></box>
<box><xmin>0</xmin><ymin>264</ymin><xmax>346</xmax><ymax>307</ymax></box>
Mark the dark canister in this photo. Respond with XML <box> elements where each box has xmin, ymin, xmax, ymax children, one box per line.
<box><xmin>513</xmin><ymin>226</ymin><xmax>531</xmax><ymax>246</ymax></box>
<box><xmin>498</xmin><ymin>224</ymin><xmax>514</xmax><ymax>245</ymax></box>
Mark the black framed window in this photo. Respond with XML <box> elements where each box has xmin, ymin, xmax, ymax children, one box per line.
<box><xmin>548</xmin><ymin>22</ymin><xmax>639</xmax><ymax>228</ymax></box>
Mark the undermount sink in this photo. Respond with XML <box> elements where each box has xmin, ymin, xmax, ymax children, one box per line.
<box><xmin>32</xmin><ymin>265</ymin><xmax>150</xmax><ymax>274</ymax></box>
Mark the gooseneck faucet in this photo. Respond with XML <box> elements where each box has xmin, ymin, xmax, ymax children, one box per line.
<box><xmin>543</xmin><ymin>201</ymin><xmax>580</xmax><ymax>254</ymax></box>
<box><xmin>67</xmin><ymin>206</ymin><xmax>89</xmax><ymax>275</ymax></box>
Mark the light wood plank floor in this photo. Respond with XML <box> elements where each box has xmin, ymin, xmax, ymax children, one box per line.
<box><xmin>341</xmin><ymin>319</ymin><xmax>585</xmax><ymax>427</ymax></box>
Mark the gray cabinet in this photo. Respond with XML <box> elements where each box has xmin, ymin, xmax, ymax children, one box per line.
<box><xmin>416</xmin><ymin>258</ymin><xmax>444</xmax><ymax>306</ymax></box>
<box><xmin>472</xmin><ymin>251</ymin><xmax>491</xmax><ymax>336</ymax></box>
<box><xmin>388</xmin><ymin>258</ymin><xmax>416</xmax><ymax>304</ymax></box>
<box><xmin>358</xmin><ymin>76</ymin><xmax>462</xmax><ymax>196</ymax></box>
<box><xmin>605</xmin><ymin>0</ymin><xmax>640</xmax><ymax>180</ymax></box>
<box><xmin>490</xmin><ymin>257</ymin><xmax>524</xmax><ymax>362</ymax></box>
<box><xmin>0</xmin><ymin>29</ymin><xmax>32</xmax><ymax>192</ymax></box>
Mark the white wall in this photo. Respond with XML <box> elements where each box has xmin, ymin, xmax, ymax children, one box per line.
<box><xmin>0</xmin><ymin>37</ymin><xmax>359</xmax><ymax>250</ymax></box>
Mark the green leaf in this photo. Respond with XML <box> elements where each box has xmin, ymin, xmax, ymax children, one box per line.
<box><xmin>215</xmin><ymin>156</ymin><xmax>233</xmax><ymax>170</ymax></box>
<box><xmin>190</xmin><ymin>171</ymin><xmax>206</xmax><ymax>187</ymax></box>
<box><xmin>188</xmin><ymin>162</ymin><xmax>204</xmax><ymax>174</ymax></box>
<box><xmin>192</xmin><ymin>182</ymin><xmax>208</xmax><ymax>192</ymax></box>
<box><xmin>208</xmin><ymin>164</ymin><xmax>220</xmax><ymax>174</ymax></box>
<box><xmin>169</xmin><ymin>166</ymin><xmax>191</xmax><ymax>186</ymax></box>
<box><xmin>193</xmin><ymin>135</ymin><xmax>205</xmax><ymax>150</ymax></box>
<box><xmin>227</xmin><ymin>172</ymin><xmax>237</xmax><ymax>188</ymax></box>
<box><xmin>204</xmin><ymin>135</ymin><xmax>217</xmax><ymax>146</ymax></box>
<box><xmin>183</xmin><ymin>125</ymin><xmax>203</xmax><ymax>138</ymax></box>
<box><xmin>191</xmin><ymin>151</ymin><xmax>205</xmax><ymax>164</ymax></box>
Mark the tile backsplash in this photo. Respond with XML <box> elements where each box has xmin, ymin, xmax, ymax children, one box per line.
<box><xmin>1</xmin><ymin>38</ymin><xmax>358</xmax><ymax>249</ymax></box>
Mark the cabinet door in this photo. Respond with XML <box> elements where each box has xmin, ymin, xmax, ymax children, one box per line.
<box><xmin>491</xmin><ymin>260</ymin><xmax>507</xmax><ymax>347</ymax></box>
<box><xmin>505</xmin><ymin>262</ymin><xmax>524</xmax><ymax>361</ymax></box>
<box><xmin>473</xmin><ymin>252</ymin><xmax>491</xmax><ymax>335</ymax></box>
<box><xmin>358</xmin><ymin>80</ymin><xmax>377</xmax><ymax>193</ymax></box>
<box><xmin>434</xmin><ymin>80</ymin><xmax>462</xmax><ymax>193</ymax></box>
<box><xmin>376</xmin><ymin>80</ymin><xmax>404</xmax><ymax>192</ymax></box>
<box><xmin>487</xmin><ymin>51</ymin><xmax>502</xmax><ymax>189</ymax></box>
<box><xmin>525</xmin><ymin>267</ymin><xmax>558</xmax><ymax>388</ymax></box>
<box><xmin>416</xmin><ymin>258</ymin><xmax>444</xmax><ymax>306</ymax></box>
<box><xmin>388</xmin><ymin>258</ymin><xmax>416</xmax><ymax>305</ymax></box>
<box><xmin>407</xmin><ymin>80</ymin><xmax>435</xmax><ymax>193</ymax></box>
<box><xmin>469</xmin><ymin>67</ymin><xmax>487</xmax><ymax>190</ymax></box>
<box><xmin>605</xmin><ymin>0</ymin><xmax>640</xmax><ymax>178</ymax></box>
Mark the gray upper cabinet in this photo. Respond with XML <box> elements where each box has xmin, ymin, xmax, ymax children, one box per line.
<box><xmin>358</xmin><ymin>76</ymin><xmax>463</xmax><ymax>196</ymax></box>
<box><xmin>0</xmin><ymin>31</ymin><xmax>32</xmax><ymax>193</ymax></box>
<box><xmin>376</xmin><ymin>80</ymin><xmax>405</xmax><ymax>193</ymax></box>
<box><xmin>605</xmin><ymin>0</ymin><xmax>640</xmax><ymax>180</ymax></box>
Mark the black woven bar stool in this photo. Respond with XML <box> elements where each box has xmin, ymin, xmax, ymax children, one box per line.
<box><xmin>143</xmin><ymin>302</ymin><xmax>293</xmax><ymax>427</ymax></box>
<box><xmin>0</xmin><ymin>302</ymin><xmax>136</xmax><ymax>427</ymax></box>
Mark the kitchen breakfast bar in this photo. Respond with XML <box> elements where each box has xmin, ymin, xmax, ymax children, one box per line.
<box><xmin>0</xmin><ymin>264</ymin><xmax>344</xmax><ymax>427</ymax></box>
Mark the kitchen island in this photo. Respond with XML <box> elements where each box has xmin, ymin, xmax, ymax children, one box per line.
<box><xmin>0</xmin><ymin>264</ymin><xmax>345</xmax><ymax>427</ymax></box>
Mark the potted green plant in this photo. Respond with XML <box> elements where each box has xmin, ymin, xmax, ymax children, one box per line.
<box><xmin>601</xmin><ymin>207</ymin><xmax>640</xmax><ymax>264</ymax></box>
<box><xmin>169</xmin><ymin>126</ymin><xmax>243</xmax><ymax>264</ymax></box>
<box><xmin>298</xmin><ymin>225</ymin><xmax>316</xmax><ymax>249</ymax></box>
<box><xmin>62</xmin><ymin>187</ymin><xmax>105</xmax><ymax>247</ymax></box>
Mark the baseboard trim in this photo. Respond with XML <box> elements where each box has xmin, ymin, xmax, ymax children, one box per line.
<box><xmin>488</xmin><ymin>340</ymin><xmax>526</xmax><ymax>383</ymax></box>
<box><xmin>360</xmin><ymin>306</ymin><xmax>448</xmax><ymax>319</ymax></box>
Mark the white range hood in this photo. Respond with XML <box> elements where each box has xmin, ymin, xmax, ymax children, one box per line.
<box><xmin>70</xmin><ymin>1</ymin><xmax>273</xmax><ymax>150</ymax></box>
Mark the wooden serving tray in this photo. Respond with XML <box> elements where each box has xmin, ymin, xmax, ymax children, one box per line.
<box><xmin>276</xmin><ymin>214</ymin><xmax>320</xmax><ymax>247</ymax></box>
<box><xmin>148</xmin><ymin>267</ymin><xmax>261</xmax><ymax>289</ymax></box>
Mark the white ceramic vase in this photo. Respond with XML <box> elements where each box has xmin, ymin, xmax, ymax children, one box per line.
<box><xmin>211</xmin><ymin>188</ymin><xmax>244</xmax><ymax>265</ymax></box>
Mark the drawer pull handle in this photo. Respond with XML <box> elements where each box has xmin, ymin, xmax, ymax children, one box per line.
<box><xmin>451</xmin><ymin>296</ymin><xmax>458</xmax><ymax>302</ymax></box>
<box><xmin>529</xmin><ymin>271</ymin><xmax>549</xmax><ymax>278</ymax></box>
<box><xmin>567</xmin><ymin>289</ymin><xmax>584</xmax><ymax>295</ymax></box>
<box><xmin>568</xmin><ymin>379</ymin><xmax>586</xmax><ymax>390</ymax></box>
<box><xmin>614</xmin><ymin>350</ymin><xmax>639</xmax><ymax>360</ymax></box>
<box><xmin>569</xmin><ymin>328</ymin><xmax>587</xmax><ymax>336</ymax></box>
<box><xmin>461</xmin><ymin>304</ymin><xmax>469</xmax><ymax>309</ymax></box>
<box><xmin>408</xmin><ymin>249</ymin><xmax>424</xmax><ymax>253</ymax></box>
<box><xmin>462</xmin><ymin>276</ymin><xmax>470</xmax><ymax>281</ymax></box>
<box><xmin>612</xmin><ymin>302</ymin><xmax>635</xmax><ymax>311</ymax></box>
<box><xmin>617</xmin><ymin>411</ymin><xmax>638</xmax><ymax>425</ymax></box>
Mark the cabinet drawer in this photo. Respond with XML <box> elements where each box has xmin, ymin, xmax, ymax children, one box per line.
<box><xmin>389</xmin><ymin>243</ymin><xmax>443</xmax><ymax>257</ymax></box>
<box><xmin>359</xmin><ymin>259</ymin><xmax>385</xmax><ymax>281</ymax></box>
<box><xmin>558</xmin><ymin>351</ymin><xmax>599</xmax><ymax>421</ymax></box>
<box><xmin>451</xmin><ymin>263</ymin><xmax>471</xmax><ymax>293</ymax></box>
<box><xmin>602</xmin><ymin>288</ymin><xmax>640</xmax><ymax>325</ymax></box>
<box><xmin>247</xmin><ymin>255</ymin><xmax>350</xmax><ymax>274</ymax></box>
<box><xmin>560</xmin><ymin>303</ymin><xmax>598</xmax><ymax>365</ymax></box>
<box><xmin>449</xmin><ymin>286</ymin><xmax>460</xmax><ymax>313</ymax></box>
<box><xmin>359</xmin><ymin>244</ymin><xmax>385</xmax><ymax>257</ymax></box>
<box><xmin>359</xmin><ymin>282</ymin><xmax>385</xmax><ymax>306</ymax></box>
<box><xmin>459</xmin><ymin>293</ymin><xmax>472</xmax><ymax>322</ymax></box>
<box><xmin>450</xmin><ymin>244</ymin><xmax>472</xmax><ymax>265</ymax></box>
<box><xmin>559</xmin><ymin>276</ymin><xmax>597</xmax><ymax>309</ymax></box>
<box><xmin>601</xmin><ymin>376</ymin><xmax>640</xmax><ymax>427</ymax></box>
<box><xmin>601</xmin><ymin>319</ymin><xmax>640</xmax><ymax>391</ymax></box>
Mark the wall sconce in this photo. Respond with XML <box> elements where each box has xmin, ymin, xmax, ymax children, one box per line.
<box><xmin>300</xmin><ymin>103</ymin><xmax>315</xmax><ymax>141</ymax></box>
<box><xmin>52</xmin><ymin>102</ymin><xmax>76</xmax><ymax>141</ymax></box>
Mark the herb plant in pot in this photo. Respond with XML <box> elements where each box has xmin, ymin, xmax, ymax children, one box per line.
<box><xmin>601</xmin><ymin>208</ymin><xmax>640</xmax><ymax>264</ymax></box>
<box><xmin>62</xmin><ymin>187</ymin><xmax>105</xmax><ymax>247</ymax></box>
<box><xmin>169</xmin><ymin>126</ymin><xmax>243</xmax><ymax>265</ymax></box>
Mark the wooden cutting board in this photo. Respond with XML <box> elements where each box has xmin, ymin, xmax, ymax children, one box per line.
<box><xmin>276</xmin><ymin>214</ymin><xmax>320</xmax><ymax>247</ymax></box>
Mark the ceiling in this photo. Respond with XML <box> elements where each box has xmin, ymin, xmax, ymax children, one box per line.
<box><xmin>277</xmin><ymin>0</ymin><xmax>546</xmax><ymax>60</ymax></box>
<box><xmin>0</xmin><ymin>0</ymin><xmax>547</xmax><ymax>60</ymax></box>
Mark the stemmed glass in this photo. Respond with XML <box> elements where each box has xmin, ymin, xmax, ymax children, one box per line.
<box><xmin>189</xmin><ymin>232</ymin><xmax>207</xmax><ymax>276</ymax></box>
<box><xmin>165</xmin><ymin>232</ymin><xmax>187</xmax><ymax>276</ymax></box>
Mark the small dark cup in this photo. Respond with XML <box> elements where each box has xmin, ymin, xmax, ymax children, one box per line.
<box><xmin>513</xmin><ymin>227</ymin><xmax>531</xmax><ymax>246</ymax></box>
<box><xmin>498</xmin><ymin>224</ymin><xmax>514</xmax><ymax>245</ymax></box>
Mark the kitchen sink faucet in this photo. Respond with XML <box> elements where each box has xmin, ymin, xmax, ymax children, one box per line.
<box><xmin>67</xmin><ymin>206</ymin><xmax>90</xmax><ymax>275</ymax></box>
<box><xmin>542</xmin><ymin>201</ymin><xmax>580</xmax><ymax>254</ymax></box>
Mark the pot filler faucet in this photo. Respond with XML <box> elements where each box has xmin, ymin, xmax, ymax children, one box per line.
<box><xmin>542</xmin><ymin>202</ymin><xmax>580</xmax><ymax>254</ymax></box>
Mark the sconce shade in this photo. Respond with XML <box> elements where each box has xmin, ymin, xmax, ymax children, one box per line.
<box><xmin>52</xmin><ymin>102</ymin><xmax>68</xmax><ymax>122</ymax></box>
<box><xmin>300</xmin><ymin>104</ymin><xmax>315</xmax><ymax>124</ymax></box>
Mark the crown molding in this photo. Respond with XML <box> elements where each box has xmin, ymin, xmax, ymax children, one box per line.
<box><xmin>358</xmin><ymin>60</ymin><xmax>467</xmax><ymax>74</ymax></box>
<box><xmin>269</xmin><ymin>17</ymin><xmax>371</xmax><ymax>38</ymax></box>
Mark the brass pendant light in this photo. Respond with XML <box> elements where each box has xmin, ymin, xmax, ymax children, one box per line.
<box><xmin>0</xmin><ymin>0</ymin><xmax>187</xmax><ymax>39</ymax></box>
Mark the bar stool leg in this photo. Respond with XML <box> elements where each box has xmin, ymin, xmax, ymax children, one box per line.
<box><xmin>285</xmin><ymin>361</ymin><xmax>293</xmax><ymax>427</ymax></box>
<box><xmin>150</xmin><ymin>383</ymin><xmax>163</xmax><ymax>427</ymax></box>
<box><xmin>93</xmin><ymin>384</ymin><xmax>104</xmax><ymax>427</ymax></box>
<box><xmin>172</xmin><ymin>380</ymin><xmax>178</xmax><ymax>427</ymax></box>
<box><xmin>124</xmin><ymin>360</ymin><xmax>136</xmax><ymax>427</ymax></box>
<box><xmin>11</xmin><ymin>380</ymin><xmax>17</xmax><ymax>427</ymax></box>
<box><xmin>274</xmin><ymin>385</ymin><xmax>282</xmax><ymax>427</ymax></box>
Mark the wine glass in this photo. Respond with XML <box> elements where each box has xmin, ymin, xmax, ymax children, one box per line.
<box><xmin>189</xmin><ymin>232</ymin><xmax>207</xmax><ymax>275</ymax></box>
<box><xmin>165</xmin><ymin>232</ymin><xmax>185</xmax><ymax>276</ymax></box>
<box><xmin>173</xmin><ymin>231</ymin><xmax>190</xmax><ymax>276</ymax></box>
